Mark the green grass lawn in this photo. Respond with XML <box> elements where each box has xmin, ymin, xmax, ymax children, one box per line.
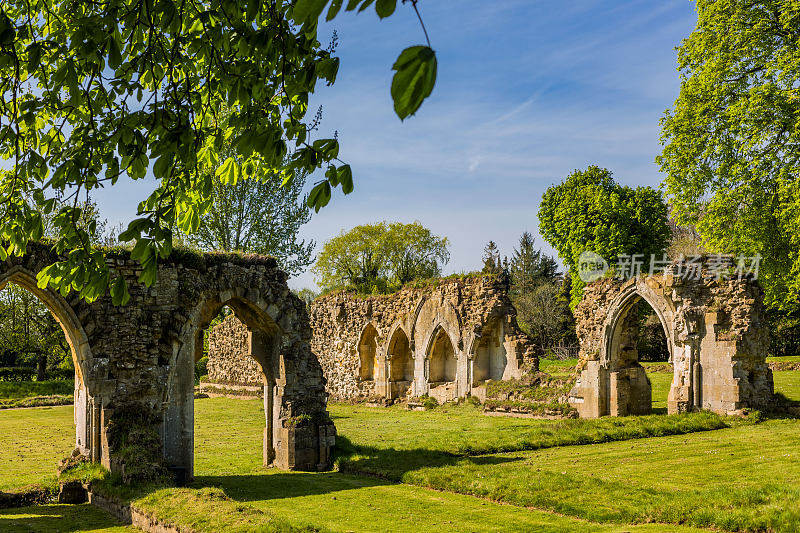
<box><xmin>0</xmin><ymin>381</ymin><xmax>72</xmax><ymax>400</ymax></box>
<box><xmin>767</xmin><ymin>355</ymin><xmax>800</xmax><ymax>363</ymax></box>
<box><xmin>0</xmin><ymin>405</ymin><xmax>73</xmax><ymax>492</ymax></box>
<box><xmin>0</xmin><ymin>380</ymin><xmax>73</xmax><ymax>409</ymax></box>
<box><xmin>3</xmin><ymin>370</ymin><xmax>800</xmax><ymax>532</ymax></box>
<box><xmin>0</xmin><ymin>504</ymin><xmax>134</xmax><ymax>532</ymax></box>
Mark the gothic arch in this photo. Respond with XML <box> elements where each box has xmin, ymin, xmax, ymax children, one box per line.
<box><xmin>569</xmin><ymin>270</ymin><xmax>773</xmax><ymax>418</ymax></box>
<box><xmin>0</xmin><ymin>267</ymin><xmax>94</xmax><ymax>390</ymax></box>
<box><xmin>600</xmin><ymin>280</ymin><xmax>676</xmax><ymax>368</ymax></box>
<box><xmin>356</xmin><ymin>322</ymin><xmax>380</xmax><ymax>381</ymax></box>
<box><xmin>425</xmin><ymin>324</ymin><xmax>457</xmax><ymax>383</ymax></box>
<box><xmin>387</xmin><ymin>324</ymin><xmax>414</xmax><ymax>384</ymax></box>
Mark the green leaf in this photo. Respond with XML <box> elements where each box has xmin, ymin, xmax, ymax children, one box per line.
<box><xmin>307</xmin><ymin>181</ymin><xmax>332</xmax><ymax>213</ymax></box>
<box><xmin>293</xmin><ymin>0</ymin><xmax>328</xmax><ymax>24</ymax></box>
<box><xmin>357</xmin><ymin>0</ymin><xmax>375</xmax><ymax>12</ymax></box>
<box><xmin>108</xmin><ymin>33</ymin><xmax>122</xmax><ymax>69</ymax></box>
<box><xmin>326</xmin><ymin>0</ymin><xmax>343</xmax><ymax>20</ymax></box>
<box><xmin>375</xmin><ymin>0</ymin><xmax>396</xmax><ymax>18</ymax></box>
<box><xmin>27</xmin><ymin>43</ymin><xmax>42</xmax><ymax>72</ymax></box>
<box><xmin>345</xmin><ymin>0</ymin><xmax>361</xmax><ymax>10</ymax></box>
<box><xmin>111</xmin><ymin>275</ymin><xmax>131</xmax><ymax>306</ymax></box>
<box><xmin>338</xmin><ymin>164</ymin><xmax>353</xmax><ymax>194</ymax></box>
<box><xmin>325</xmin><ymin>165</ymin><xmax>339</xmax><ymax>186</ymax></box>
<box><xmin>391</xmin><ymin>46</ymin><xmax>437</xmax><ymax>120</ymax></box>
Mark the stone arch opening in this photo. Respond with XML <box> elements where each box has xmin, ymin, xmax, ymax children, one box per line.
<box><xmin>428</xmin><ymin>326</ymin><xmax>456</xmax><ymax>383</ymax></box>
<box><xmin>357</xmin><ymin>323</ymin><xmax>378</xmax><ymax>381</ymax></box>
<box><xmin>387</xmin><ymin>327</ymin><xmax>413</xmax><ymax>398</ymax></box>
<box><xmin>604</xmin><ymin>292</ymin><xmax>672</xmax><ymax>415</ymax></box>
<box><xmin>168</xmin><ymin>294</ymin><xmax>284</xmax><ymax>481</ymax></box>
<box><xmin>472</xmin><ymin>318</ymin><xmax>508</xmax><ymax>384</ymax></box>
<box><xmin>0</xmin><ymin>269</ymin><xmax>99</xmax><ymax>460</ymax></box>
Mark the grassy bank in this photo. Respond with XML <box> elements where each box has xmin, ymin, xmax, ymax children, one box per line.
<box><xmin>399</xmin><ymin>419</ymin><xmax>800</xmax><ymax>532</ymax></box>
<box><xmin>0</xmin><ymin>380</ymin><xmax>73</xmax><ymax>409</ymax></box>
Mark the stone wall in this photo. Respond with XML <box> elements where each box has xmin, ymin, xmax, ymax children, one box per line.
<box><xmin>569</xmin><ymin>258</ymin><xmax>773</xmax><ymax>417</ymax></box>
<box><xmin>207</xmin><ymin>315</ymin><xmax>262</xmax><ymax>386</ymax></box>
<box><xmin>0</xmin><ymin>242</ymin><xmax>335</xmax><ymax>481</ymax></box>
<box><xmin>309</xmin><ymin>274</ymin><xmax>538</xmax><ymax>403</ymax></box>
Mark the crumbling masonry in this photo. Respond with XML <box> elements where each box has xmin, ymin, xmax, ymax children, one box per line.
<box><xmin>1</xmin><ymin>243</ymin><xmax>335</xmax><ymax>481</ymax></box>
<box><xmin>569</xmin><ymin>258</ymin><xmax>774</xmax><ymax>417</ymax></box>
<box><xmin>207</xmin><ymin>274</ymin><xmax>539</xmax><ymax>404</ymax></box>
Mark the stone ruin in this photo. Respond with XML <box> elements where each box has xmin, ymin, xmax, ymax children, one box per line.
<box><xmin>569</xmin><ymin>257</ymin><xmax>774</xmax><ymax>417</ymax></box>
<box><xmin>207</xmin><ymin>274</ymin><xmax>539</xmax><ymax>405</ymax></box>
<box><xmin>0</xmin><ymin>242</ymin><xmax>335</xmax><ymax>482</ymax></box>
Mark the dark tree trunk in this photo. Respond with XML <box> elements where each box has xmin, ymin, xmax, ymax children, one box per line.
<box><xmin>36</xmin><ymin>351</ymin><xmax>47</xmax><ymax>381</ymax></box>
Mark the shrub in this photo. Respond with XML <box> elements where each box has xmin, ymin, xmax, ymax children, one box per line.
<box><xmin>420</xmin><ymin>395</ymin><xmax>438</xmax><ymax>410</ymax></box>
<box><xmin>0</xmin><ymin>367</ymin><xmax>36</xmax><ymax>382</ymax></box>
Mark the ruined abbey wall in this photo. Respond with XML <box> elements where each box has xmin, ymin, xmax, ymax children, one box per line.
<box><xmin>309</xmin><ymin>275</ymin><xmax>538</xmax><ymax>403</ymax></box>
<box><xmin>0</xmin><ymin>242</ymin><xmax>335</xmax><ymax>482</ymax></box>
<box><xmin>207</xmin><ymin>274</ymin><xmax>538</xmax><ymax>404</ymax></box>
<box><xmin>569</xmin><ymin>258</ymin><xmax>773</xmax><ymax>417</ymax></box>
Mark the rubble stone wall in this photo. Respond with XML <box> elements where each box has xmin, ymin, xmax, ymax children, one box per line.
<box><xmin>308</xmin><ymin>274</ymin><xmax>538</xmax><ymax>403</ymax></box>
<box><xmin>209</xmin><ymin>274</ymin><xmax>539</xmax><ymax>404</ymax></box>
<box><xmin>0</xmin><ymin>242</ymin><xmax>335</xmax><ymax>482</ymax></box>
<box><xmin>207</xmin><ymin>315</ymin><xmax>262</xmax><ymax>386</ymax></box>
<box><xmin>569</xmin><ymin>257</ymin><xmax>773</xmax><ymax>417</ymax></box>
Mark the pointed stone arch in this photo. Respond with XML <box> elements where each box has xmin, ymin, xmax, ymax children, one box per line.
<box><xmin>356</xmin><ymin>322</ymin><xmax>380</xmax><ymax>381</ymax></box>
<box><xmin>570</xmin><ymin>269</ymin><xmax>773</xmax><ymax>418</ymax></box>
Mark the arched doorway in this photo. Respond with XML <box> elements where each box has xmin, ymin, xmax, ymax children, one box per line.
<box><xmin>358</xmin><ymin>324</ymin><xmax>378</xmax><ymax>381</ymax></box>
<box><xmin>604</xmin><ymin>292</ymin><xmax>672</xmax><ymax>416</ymax></box>
<box><xmin>472</xmin><ymin>319</ymin><xmax>508</xmax><ymax>385</ymax></box>
<box><xmin>0</xmin><ymin>269</ymin><xmax>99</xmax><ymax>461</ymax></box>
<box><xmin>166</xmin><ymin>295</ymin><xmax>283</xmax><ymax>481</ymax></box>
<box><xmin>428</xmin><ymin>327</ymin><xmax>456</xmax><ymax>383</ymax></box>
<box><xmin>387</xmin><ymin>327</ymin><xmax>413</xmax><ymax>398</ymax></box>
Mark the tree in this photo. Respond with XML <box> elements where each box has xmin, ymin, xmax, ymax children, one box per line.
<box><xmin>384</xmin><ymin>222</ymin><xmax>449</xmax><ymax>285</ymax></box>
<box><xmin>481</xmin><ymin>241</ymin><xmax>501</xmax><ymax>274</ymax></box>
<box><xmin>538</xmin><ymin>166</ymin><xmax>670</xmax><ymax>307</ymax></box>
<box><xmin>0</xmin><ymin>0</ymin><xmax>437</xmax><ymax>306</ymax></box>
<box><xmin>189</xmin><ymin>138</ymin><xmax>314</xmax><ymax>276</ymax></box>
<box><xmin>313</xmin><ymin>221</ymin><xmax>449</xmax><ymax>293</ymax></box>
<box><xmin>514</xmin><ymin>280</ymin><xmax>576</xmax><ymax>355</ymax></box>
<box><xmin>508</xmin><ymin>231</ymin><xmax>558</xmax><ymax>297</ymax></box>
<box><xmin>294</xmin><ymin>288</ymin><xmax>319</xmax><ymax>308</ymax></box>
<box><xmin>657</xmin><ymin>0</ymin><xmax>800</xmax><ymax>316</ymax></box>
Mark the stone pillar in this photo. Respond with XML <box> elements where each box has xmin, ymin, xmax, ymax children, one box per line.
<box><xmin>568</xmin><ymin>360</ymin><xmax>608</xmax><ymax>418</ymax></box>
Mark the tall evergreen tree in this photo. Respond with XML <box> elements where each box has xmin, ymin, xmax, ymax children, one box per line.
<box><xmin>508</xmin><ymin>232</ymin><xmax>558</xmax><ymax>297</ymax></box>
<box><xmin>481</xmin><ymin>241</ymin><xmax>502</xmax><ymax>274</ymax></box>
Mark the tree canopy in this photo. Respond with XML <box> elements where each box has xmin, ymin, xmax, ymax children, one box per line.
<box><xmin>313</xmin><ymin>221</ymin><xmax>449</xmax><ymax>293</ymax></box>
<box><xmin>538</xmin><ymin>166</ymin><xmax>670</xmax><ymax>307</ymax></box>
<box><xmin>0</xmin><ymin>0</ymin><xmax>436</xmax><ymax>305</ymax></box>
<box><xmin>658</xmin><ymin>0</ymin><xmax>800</xmax><ymax>314</ymax></box>
<box><xmin>188</xmin><ymin>109</ymin><xmax>314</xmax><ymax>276</ymax></box>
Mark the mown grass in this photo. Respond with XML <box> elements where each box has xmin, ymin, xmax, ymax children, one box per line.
<box><xmin>0</xmin><ymin>405</ymin><xmax>73</xmax><ymax>492</ymax></box>
<box><xmin>98</xmin><ymin>398</ymin><xmax>713</xmax><ymax>533</ymax></box>
<box><xmin>331</xmin><ymin>402</ymin><xmax>735</xmax><ymax>458</ymax></box>
<box><xmin>4</xmin><ymin>369</ymin><xmax>800</xmax><ymax>533</ymax></box>
<box><xmin>0</xmin><ymin>504</ymin><xmax>134</xmax><ymax>532</ymax></box>
<box><xmin>398</xmin><ymin>419</ymin><xmax>800</xmax><ymax>532</ymax></box>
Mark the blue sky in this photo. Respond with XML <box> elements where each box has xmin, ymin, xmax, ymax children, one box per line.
<box><xmin>94</xmin><ymin>1</ymin><xmax>698</xmax><ymax>290</ymax></box>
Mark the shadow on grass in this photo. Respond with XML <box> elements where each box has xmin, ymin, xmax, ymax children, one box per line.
<box><xmin>0</xmin><ymin>503</ymin><xmax>126</xmax><ymax>531</ymax></box>
<box><xmin>331</xmin><ymin>436</ymin><xmax>521</xmax><ymax>481</ymax></box>
<box><xmin>191</xmin><ymin>438</ymin><xmax>521</xmax><ymax>502</ymax></box>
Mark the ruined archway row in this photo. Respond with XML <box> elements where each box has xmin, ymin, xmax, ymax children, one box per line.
<box><xmin>305</xmin><ymin>275</ymin><xmax>538</xmax><ymax>404</ymax></box>
<box><xmin>569</xmin><ymin>259</ymin><xmax>774</xmax><ymax>417</ymax></box>
<box><xmin>0</xmin><ymin>242</ymin><xmax>334</xmax><ymax>481</ymax></box>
